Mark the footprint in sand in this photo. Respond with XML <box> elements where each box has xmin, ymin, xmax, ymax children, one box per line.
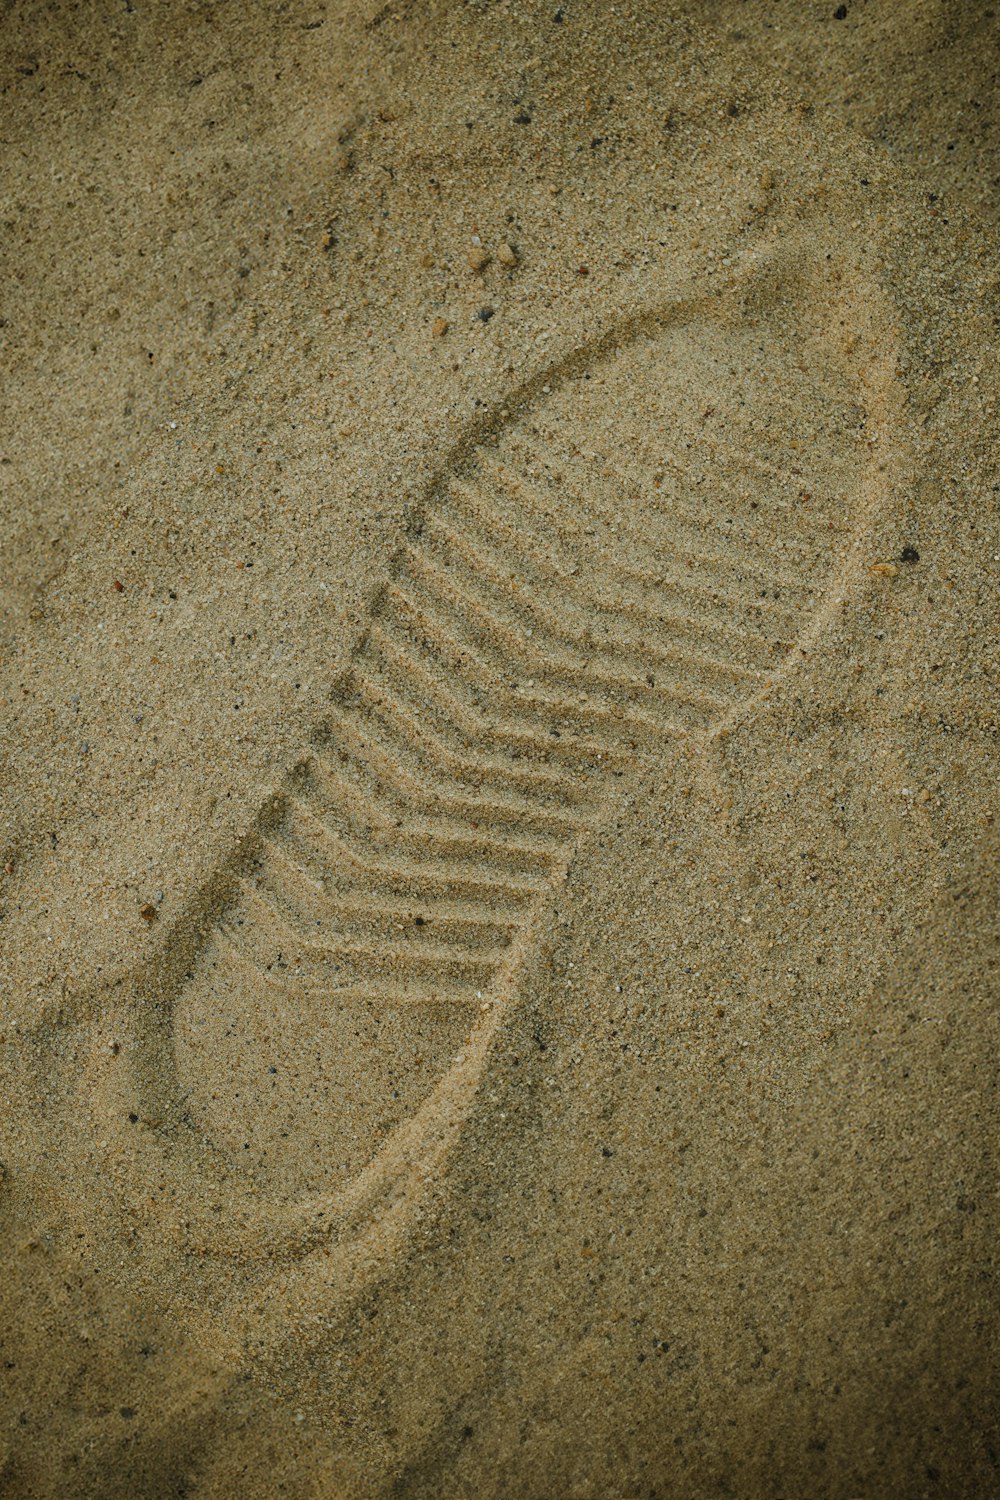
<box><xmin>94</xmin><ymin>237</ymin><xmax>895</xmax><ymax>1271</ymax></box>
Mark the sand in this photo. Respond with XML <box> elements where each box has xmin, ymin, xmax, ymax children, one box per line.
<box><xmin>1</xmin><ymin>3</ymin><xmax>997</xmax><ymax>1496</ymax></box>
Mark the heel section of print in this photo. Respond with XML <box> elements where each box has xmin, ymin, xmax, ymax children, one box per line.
<box><xmin>91</xmin><ymin>236</ymin><xmax>899</xmax><ymax>1259</ymax></box>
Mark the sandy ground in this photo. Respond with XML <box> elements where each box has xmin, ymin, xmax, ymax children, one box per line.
<box><xmin>1</xmin><ymin>3</ymin><xmax>997</xmax><ymax>1497</ymax></box>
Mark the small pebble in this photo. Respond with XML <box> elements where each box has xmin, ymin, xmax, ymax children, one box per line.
<box><xmin>432</xmin><ymin>317</ymin><xmax>449</xmax><ymax>337</ymax></box>
<box><xmin>477</xmin><ymin>307</ymin><xmax>495</xmax><ymax>322</ymax></box>
<box><xmin>468</xmin><ymin>246</ymin><xmax>491</xmax><ymax>273</ymax></box>
<box><xmin>497</xmin><ymin>242</ymin><xmax>518</xmax><ymax>268</ymax></box>
<box><xmin>870</xmin><ymin>562</ymin><xmax>898</xmax><ymax>579</ymax></box>
<box><xmin>140</xmin><ymin>903</ymin><xmax>158</xmax><ymax>924</ymax></box>
<box><xmin>900</xmin><ymin>545</ymin><xmax>920</xmax><ymax>563</ymax></box>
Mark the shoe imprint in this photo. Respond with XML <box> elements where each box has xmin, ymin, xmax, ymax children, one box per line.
<box><xmin>92</xmin><ymin>248</ymin><xmax>897</xmax><ymax>1267</ymax></box>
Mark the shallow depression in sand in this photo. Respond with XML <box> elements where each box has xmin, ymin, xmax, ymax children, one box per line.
<box><xmin>169</xmin><ymin>282</ymin><xmax>875</xmax><ymax>1204</ymax></box>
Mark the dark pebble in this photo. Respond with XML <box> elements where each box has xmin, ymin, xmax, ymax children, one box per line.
<box><xmin>477</xmin><ymin>306</ymin><xmax>494</xmax><ymax>322</ymax></box>
<box><xmin>900</xmin><ymin>546</ymin><xmax>920</xmax><ymax>563</ymax></box>
<box><xmin>833</xmin><ymin>4</ymin><xmax>847</xmax><ymax>17</ymax></box>
<box><xmin>513</xmin><ymin>111</ymin><xmax>532</xmax><ymax>125</ymax></box>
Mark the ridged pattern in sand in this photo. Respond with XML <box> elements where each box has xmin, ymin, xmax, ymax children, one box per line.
<box><xmin>166</xmin><ymin>306</ymin><xmax>871</xmax><ymax>1200</ymax></box>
